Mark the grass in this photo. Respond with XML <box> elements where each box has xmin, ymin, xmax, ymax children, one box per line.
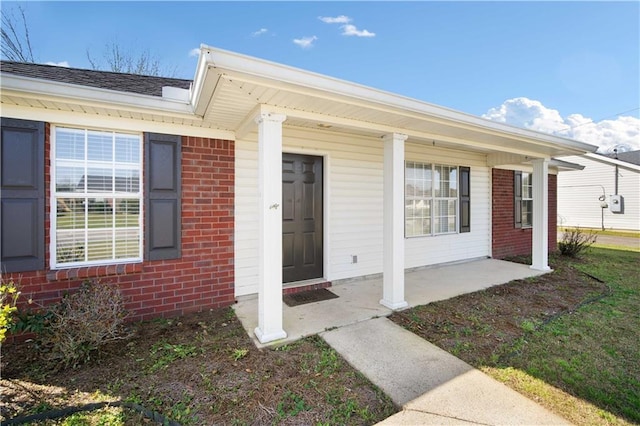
<box><xmin>558</xmin><ymin>227</ymin><xmax>640</xmax><ymax>238</ymax></box>
<box><xmin>513</xmin><ymin>248</ymin><xmax>639</xmax><ymax>423</ymax></box>
<box><xmin>5</xmin><ymin>246</ymin><xmax>637</xmax><ymax>424</ymax></box>
<box><xmin>391</xmin><ymin>247</ymin><xmax>639</xmax><ymax>425</ymax></box>
<box><xmin>1</xmin><ymin>309</ymin><xmax>397</xmax><ymax>425</ymax></box>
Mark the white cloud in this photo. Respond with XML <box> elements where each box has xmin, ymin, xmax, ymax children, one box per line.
<box><xmin>319</xmin><ymin>15</ymin><xmax>351</xmax><ymax>24</ymax></box>
<box><xmin>252</xmin><ymin>28</ymin><xmax>268</xmax><ymax>37</ymax></box>
<box><xmin>341</xmin><ymin>24</ymin><xmax>375</xmax><ymax>37</ymax></box>
<box><xmin>45</xmin><ymin>61</ymin><xmax>69</xmax><ymax>67</ymax></box>
<box><xmin>319</xmin><ymin>15</ymin><xmax>376</xmax><ymax>38</ymax></box>
<box><xmin>293</xmin><ymin>36</ymin><xmax>318</xmax><ymax>49</ymax></box>
<box><xmin>483</xmin><ymin>97</ymin><xmax>640</xmax><ymax>153</ymax></box>
<box><xmin>188</xmin><ymin>48</ymin><xmax>200</xmax><ymax>57</ymax></box>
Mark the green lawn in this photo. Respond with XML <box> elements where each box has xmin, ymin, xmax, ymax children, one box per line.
<box><xmin>491</xmin><ymin>248</ymin><xmax>639</xmax><ymax>424</ymax></box>
<box><xmin>391</xmin><ymin>247</ymin><xmax>639</xmax><ymax>425</ymax></box>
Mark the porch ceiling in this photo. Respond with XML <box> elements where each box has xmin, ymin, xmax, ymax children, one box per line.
<box><xmin>196</xmin><ymin>46</ymin><xmax>597</xmax><ymax>160</ymax></box>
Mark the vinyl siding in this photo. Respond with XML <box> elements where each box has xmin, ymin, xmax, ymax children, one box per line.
<box><xmin>235</xmin><ymin>127</ymin><xmax>491</xmax><ymax>297</ymax></box>
<box><xmin>557</xmin><ymin>155</ymin><xmax>640</xmax><ymax>231</ymax></box>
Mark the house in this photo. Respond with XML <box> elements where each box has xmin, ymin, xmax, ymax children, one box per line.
<box><xmin>557</xmin><ymin>151</ymin><xmax>640</xmax><ymax>231</ymax></box>
<box><xmin>1</xmin><ymin>45</ymin><xmax>596</xmax><ymax>343</ymax></box>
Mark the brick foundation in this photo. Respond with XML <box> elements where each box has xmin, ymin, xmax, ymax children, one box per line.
<box><xmin>492</xmin><ymin>169</ymin><xmax>557</xmax><ymax>259</ymax></box>
<box><xmin>7</xmin><ymin>127</ymin><xmax>235</xmax><ymax>324</ymax></box>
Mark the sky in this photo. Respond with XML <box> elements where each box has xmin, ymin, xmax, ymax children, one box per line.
<box><xmin>2</xmin><ymin>1</ymin><xmax>639</xmax><ymax>153</ymax></box>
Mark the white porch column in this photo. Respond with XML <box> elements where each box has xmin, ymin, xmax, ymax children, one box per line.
<box><xmin>254</xmin><ymin>112</ymin><xmax>288</xmax><ymax>343</ymax></box>
<box><xmin>381</xmin><ymin>133</ymin><xmax>409</xmax><ymax>310</ymax></box>
<box><xmin>531</xmin><ymin>158</ymin><xmax>551</xmax><ymax>271</ymax></box>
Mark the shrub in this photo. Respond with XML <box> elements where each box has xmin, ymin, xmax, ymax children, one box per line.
<box><xmin>39</xmin><ymin>280</ymin><xmax>132</xmax><ymax>368</ymax></box>
<box><xmin>558</xmin><ymin>227</ymin><xmax>597</xmax><ymax>257</ymax></box>
<box><xmin>0</xmin><ymin>276</ymin><xmax>20</xmax><ymax>343</ymax></box>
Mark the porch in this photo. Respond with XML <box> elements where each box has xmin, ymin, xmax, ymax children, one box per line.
<box><xmin>233</xmin><ymin>258</ymin><xmax>549</xmax><ymax>347</ymax></box>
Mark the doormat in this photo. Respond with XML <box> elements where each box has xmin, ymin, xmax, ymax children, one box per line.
<box><xmin>283</xmin><ymin>288</ymin><xmax>339</xmax><ymax>307</ymax></box>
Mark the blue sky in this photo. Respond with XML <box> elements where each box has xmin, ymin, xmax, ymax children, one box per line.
<box><xmin>3</xmin><ymin>1</ymin><xmax>639</xmax><ymax>152</ymax></box>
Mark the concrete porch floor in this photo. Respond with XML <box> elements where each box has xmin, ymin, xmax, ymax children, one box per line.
<box><xmin>233</xmin><ymin>258</ymin><xmax>548</xmax><ymax>347</ymax></box>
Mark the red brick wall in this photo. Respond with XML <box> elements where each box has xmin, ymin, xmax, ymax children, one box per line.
<box><xmin>492</xmin><ymin>169</ymin><xmax>557</xmax><ymax>259</ymax></box>
<box><xmin>548</xmin><ymin>174</ymin><xmax>557</xmax><ymax>252</ymax></box>
<box><xmin>8</xmin><ymin>126</ymin><xmax>235</xmax><ymax>323</ymax></box>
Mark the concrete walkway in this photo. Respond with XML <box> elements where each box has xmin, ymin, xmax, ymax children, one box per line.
<box><xmin>323</xmin><ymin>318</ymin><xmax>569</xmax><ymax>425</ymax></box>
<box><xmin>233</xmin><ymin>258</ymin><xmax>568</xmax><ymax>425</ymax></box>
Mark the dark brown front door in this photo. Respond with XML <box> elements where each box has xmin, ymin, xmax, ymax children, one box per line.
<box><xmin>282</xmin><ymin>153</ymin><xmax>323</xmax><ymax>283</ymax></box>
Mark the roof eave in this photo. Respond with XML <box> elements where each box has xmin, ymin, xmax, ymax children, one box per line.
<box><xmin>549</xmin><ymin>158</ymin><xmax>585</xmax><ymax>171</ymax></box>
<box><xmin>585</xmin><ymin>152</ymin><xmax>640</xmax><ymax>171</ymax></box>
<box><xmin>193</xmin><ymin>45</ymin><xmax>598</xmax><ymax>157</ymax></box>
<box><xmin>1</xmin><ymin>73</ymin><xmax>196</xmax><ymax>118</ymax></box>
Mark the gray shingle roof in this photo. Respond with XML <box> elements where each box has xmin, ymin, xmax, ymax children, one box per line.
<box><xmin>603</xmin><ymin>150</ymin><xmax>640</xmax><ymax>166</ymax></box>
<box><xmin>0</xmin><ymin>61</ymin><xmax>192</xmax><ymax>97</ymax></box>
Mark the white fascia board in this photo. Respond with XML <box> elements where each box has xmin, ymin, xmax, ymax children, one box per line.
<box><xmin>1</xmin><ymin>74</ymin><xmax>196</xmax><ymax>118</ymax></box>
<box><xmin>196</xmin><ymin>45</ymin><xmax>598</xmax><ymax>155</ymax></box>
<box><xmin>584</xmin><ymin>152</ymin><xmax>640</xmax><ymax>172</ymax></box>
<box><xmin>190</xmin><ymin>46</ymin><xmax>218</xmax><ymax>116</ymax></box>
<box><xmin>549</xmin><ymin>158</ymin><xmax>585</xmax><ymax>171</ymax></box>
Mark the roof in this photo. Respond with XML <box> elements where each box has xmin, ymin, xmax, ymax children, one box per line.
<box><xmin>582</xmin><ymin>152</ymin><xmax>640</xmax><ymax>172</ymax></box>
<box><xmin>603</xmin><ymin>150</ymin><xmax>640</xmax><ymax>166</ymax></box>
<box><xmin>1</xmin><ymin>47</ymin><xmax>599</xmax><ymax>161</ymax></box>
<box><xmin>0</xmin><ymin>61</ymin><xmax>191</xmax><ymax>97</ymax></box>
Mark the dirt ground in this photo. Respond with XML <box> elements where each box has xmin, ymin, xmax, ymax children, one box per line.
<box><xmin>390</xmin><ymin>255</ymin><xmax>609</xmax><ymax>368</ymax></box>
<box><xmin>0</xmin><ymin>254</ymin><xmax>614</xmax><ymax>425</ymax></box>
<box><xmin>1</xmin><ymin>307</ymin><xmax>396</xmax><ymax>425</ymax></box>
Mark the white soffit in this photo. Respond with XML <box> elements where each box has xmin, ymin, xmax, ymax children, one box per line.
<box><xmin>195</xmin><ymin>45</ymin><xmax>598</xmax><ymax>157</ymax></box>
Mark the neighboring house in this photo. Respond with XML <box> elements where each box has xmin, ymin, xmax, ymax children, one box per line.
<box><xmin>1</xmin><ymin>46</ymin><xmax>596</xmax><ymax>343</ymax></box>
<box><xmin>557</xmin><ymin>152</ymin><xmax>640</xmax><ymax>231</ymax></box>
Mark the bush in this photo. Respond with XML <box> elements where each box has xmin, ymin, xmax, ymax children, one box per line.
<box><xmin>558</xmin><ymin>227</ymin><xmax>597</xmax><ymax>257</ymax></box>
<box><xmin>0</xmin><ymin>276</ymin><xmax>20</xmax><ymax>343</ymax></box>
<box><xmin>39</xmin><ymin>280</ymin><xmax>132</xmax><ymax>368</ymax></box>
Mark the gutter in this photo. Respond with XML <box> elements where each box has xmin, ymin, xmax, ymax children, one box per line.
<box><xmin>1</xmin><ymin>74</ymin><xmax>196</xmax><ymax>119</ymax></box>
<box><xmin>193</xmin><ymin>45</ymin><xmax>598</xmax><ymax>156</ymax></box>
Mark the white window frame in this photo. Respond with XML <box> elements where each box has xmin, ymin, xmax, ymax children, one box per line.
<box><xmin>522</xmin><ymin>171</ymin><xmax>533</xmax><ymax>228</ymax></box>
<box><xmin>50</xmin><ymin>126</ymin><xmax>143</xmax><ymax>269</ymax></box>
<box><xmin>405</xmin><ymin>161</ymin><xmax>458</xmax><ymax>237</ymax></box>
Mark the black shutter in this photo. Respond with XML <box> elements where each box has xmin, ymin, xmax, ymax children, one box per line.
<box><xmin>1</xmin><ymin>118</ymin><xmax>45</xmax><ymax>272</ymax></box>
<box><xmin>459</xmin><ymin>166</ymin><xmax>470</xmax><ymax>233</ymax></box>
<box><xmin>144</xmin><ymin>133</ymin><xmax>181</xmax><ymax>260</ymax></box>
<box><xmin>514</xmin><ymin>170</ymin><xmax>522</xmax><ymax>229</ymax></box>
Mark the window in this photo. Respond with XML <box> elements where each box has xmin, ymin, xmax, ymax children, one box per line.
<box><xmin>405</xmin><ymin>162</ymin><xmax>468</xmax><ymax>237</ymax></box>
<box><xmin>521</xmin><ymin>172</ymin><xmax>533</xmax><ymax>227</ymax></box>
<box><xmin>52</xmin><ymin>127</ymin><xmax>143</xmax><ymax>268</ymax></box>
<box><xmin>514</xmin><ymin>171</ymin><xmax>532</xmax><ymax>228</ymax></box>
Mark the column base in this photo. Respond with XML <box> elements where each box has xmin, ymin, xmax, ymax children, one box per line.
<box><xmin>254</xmin><ymin>327</ymin><xmax>287</xmax><ymax>344</ymax></box>
<box><xmin>530</xmin><ymin>265</ymin><xmax>552</xmax><ymax>272</ymax></box>
<box><xmin>380</xmin><ymin>299</ymin><xmax>409</xmax><ymax>311</ymax></box>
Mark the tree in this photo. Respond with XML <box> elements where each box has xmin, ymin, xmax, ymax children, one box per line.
<box><xmin>1</xmin><ymin>5</ymin><xmax>174</xmax><ymax>77</ymax></box>
<box><xmin>1</xmin><ymin>5</ymin><xmax>35</xmax><ymax>62</ymax></box>
<box><xmin>86</xmin><ymin>40</ymin><xmax>176</xmax><ymax>77</ymax></box>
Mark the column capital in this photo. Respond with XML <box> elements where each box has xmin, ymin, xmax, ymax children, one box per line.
<box><xmin>530</xmin><ymin>157</ymin><xmax>550</xmax><ymax>165</ymax></box>
<box><xmin>255</xmin><ymin>112</ymin><xmax>287</xmax><ymax>125</ymax></box>
<box><xmin>382</xmin><ymin>132</ymin><xmax>408</xmax><ymax>143</ymax></box>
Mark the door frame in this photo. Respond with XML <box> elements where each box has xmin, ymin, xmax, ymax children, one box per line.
<box><xmin>282</xmin><ymin>148</ymin><xmax>330</xmax><ymax>285</ymax></box>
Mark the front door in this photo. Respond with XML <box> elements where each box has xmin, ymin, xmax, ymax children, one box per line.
<box><xmin>282</xmin><ymin>153</ymin><xmax>323</xmax><ymax>283</ymax></box>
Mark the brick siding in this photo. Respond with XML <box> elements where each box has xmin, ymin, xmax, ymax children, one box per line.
<box><xmin>492</xmin><ymin>169</ymin><xmax>557</xmax><ymax>259</ymax></box>
<box><xmin>8</xmin><ymin>126</ymin><xmax>235</xmax><ymax>323</ymax></box>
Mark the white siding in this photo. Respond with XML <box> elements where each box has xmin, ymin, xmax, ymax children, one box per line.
<box><xmin>235</xmin><ymin>128</ymin><xmax>491</xmax><ymax>297</ymax></box>
<box><xmin>557</xmin><ymin>155</ymin><xmax>640</xmax><ymax>231</ymax></box>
